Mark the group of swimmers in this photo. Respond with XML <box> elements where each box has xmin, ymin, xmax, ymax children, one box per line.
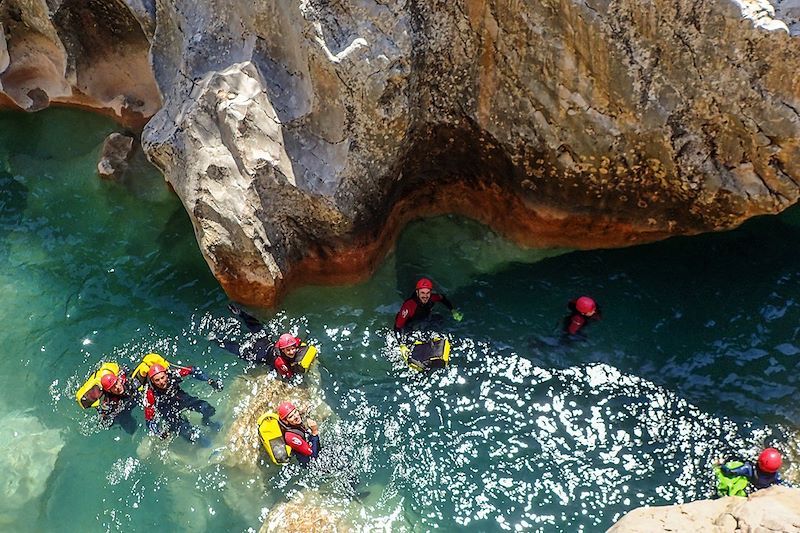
<box><xmin>76</xmin><ymin>304</ymin><xmax>321</xmax><ymax>461</ymax></box>
<box><xmin>74</xmin><ymin>277</ymin><xmax>605</xmax><ymax>465</ymax></box>
<box><xmin>76</xmin><ymin>277</ymin><xmax>788</xmax><ymax>486</ymax></box>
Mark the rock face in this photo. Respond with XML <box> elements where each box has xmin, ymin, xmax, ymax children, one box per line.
<box><xmin>3</xmin><ymin>2</ymin><xmax>800</xmax><ymax>305</ymax></box>
<box><xmin>607</xmin><ymin>486</ymin><xmax>800</xmax><ymax>532</ymax></box>
<box><xmin>0</xmin><ymin>0</ymin><xmax>160</xmax><ymax>126</ymax></box>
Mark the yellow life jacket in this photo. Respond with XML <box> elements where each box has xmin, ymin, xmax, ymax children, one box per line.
<box><xmin>400</xmin><ymin>337</ymin><xmax>450</xmax><ymax>372</ymax></box>
<box><xmin>76</xmin><ymin>362</ymin><xmax>121</xmax><ymax>409</ymax></box>
<box><xmin>131</xmin><ymin>353</ymin><xmax>172</xmax><ymax>386</ymax></box>
<box><xmin>293</xmin><ymin>343</ymin><xmax>317</xmax><ymax>372</ymax></box>
<box><xmin>256</xmin><ymin>412</ymin><xmax>292</xmax><ymax>465</ymax></box>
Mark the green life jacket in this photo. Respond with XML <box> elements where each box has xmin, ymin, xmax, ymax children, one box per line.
<box><xmin>714</xmin><ymin>460</ymin><xmax>748</xmax><ymax>497</ymax></box>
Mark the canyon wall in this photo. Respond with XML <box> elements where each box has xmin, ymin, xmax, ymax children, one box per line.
<box><xmin>2</xmin><ymin>0</ymin><xmax>799</xmax><ymax>305</ymax></box>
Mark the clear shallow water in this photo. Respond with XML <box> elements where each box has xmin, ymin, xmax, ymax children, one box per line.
<box><xmin>0</xmin><ymin>108</ymin><xmax>798</xmax><ymax>532</ymax></box>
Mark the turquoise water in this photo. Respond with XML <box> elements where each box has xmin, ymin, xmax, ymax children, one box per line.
<box><xmin>1</xmin><ymin>108</ymin><xmax>798</xmax><ymax>532</ymax></box>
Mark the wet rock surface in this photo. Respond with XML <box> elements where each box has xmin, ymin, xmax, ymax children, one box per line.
<box><xmin>0</xmin><ymin>0</ymin><xmax>159</xmax><ymax>127</ymax></box>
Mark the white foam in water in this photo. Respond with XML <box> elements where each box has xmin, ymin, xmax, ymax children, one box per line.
<box><xmin>309</xmin><ymin>330</ymin><xmax>781</xmax><ymax>532</ymax></box>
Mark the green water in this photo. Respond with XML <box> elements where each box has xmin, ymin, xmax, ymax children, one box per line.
<box><xmin>1</xmin><ymin>108</ymin><xmax>798</xmax><ymax>532</ymax></box>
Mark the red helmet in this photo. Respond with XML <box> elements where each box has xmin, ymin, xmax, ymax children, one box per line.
<box><xmin>575</xmin><ymin>296</ymin><xmax>596</xmax><ymax>315</ymax></box>
<box><xmin>100</xmin><ymin>372</ymin><xmax>118</xmax><ymax>391</ymax></box>
<box><xmin>277</xmin><ymin>401</ymin><xmax>297</xmax><ymax>420</ymax></box>
<box><xmin>757</xmin><ymin>448</ymin><xmax>782</xmax><ymax>473</ymax></box>
<box><xmin>147</xmin><ymin>363</ymin><xmax>167</xmax><ymax>379</ymax></box>
<box><xmin>276</xmin><ymin>333</ymin><xmax>299</xmax><ymax>350</ymax></box>
<box><xmin>415</xmin><ymin>278</ymin><xmax>433</xmax><ymax>291</ymax></box>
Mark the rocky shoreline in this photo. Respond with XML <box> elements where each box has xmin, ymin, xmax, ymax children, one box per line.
<box><xmin>608</xmin><ymin>486</ymin><xmax>800</xmax><ymax>532</ymax></box>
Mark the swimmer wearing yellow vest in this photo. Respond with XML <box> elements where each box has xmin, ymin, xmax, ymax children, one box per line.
<box><xmin>75</xmin><ymin>362</ymin><xmax>140</xmax><ymax>434</ymax></box>
<box><xmin>211</xmin><ymin>304</ymin><xmax>318</xmax><ymax>378</ymax></box>
<box><xmin>257</xmin><ymin>401</ymin><xmax>320</xmax><ymax>466</ymax></box>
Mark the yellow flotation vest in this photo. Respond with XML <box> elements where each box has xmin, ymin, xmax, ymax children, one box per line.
<box><xmin>131</xmin><ymin>353</ymin><xmax>172</xmax><ymax>385</ymax></box>
<box><xmin>257</xmin><ymin>412</ymin><xmax>292</xmax><ymax>465</ymax></box>
<box><xmin>292</xmin><ymin>343</ymin><xmax>318</xmax><ymax>373</ymax></box>
<box><xmin>399</xmin><ymin>337</ymin><xmax>450</xmax><ymax>372</ymax></box>
<box><xmin>76</xmin><ymin>362</ymin><xmax>121</xmax><ymax>409</ymax></box>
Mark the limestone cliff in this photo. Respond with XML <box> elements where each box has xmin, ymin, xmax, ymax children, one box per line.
<box><xmin>2</xmin><ymin>1</ymin><xmax>800</xmax><ymax>305</ymax></box>
<box><xmin>607</xmin><ymin>486</ymin><xmax>800</xmax><ymax>532</ymax></box>
<box><xmin>0</xmin><ymin>0</ymin><xmax>159</xmax><ymax>126</ymax></box>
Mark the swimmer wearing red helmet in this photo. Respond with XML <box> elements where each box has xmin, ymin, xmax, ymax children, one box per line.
<box><xmin>719</xmin><ymin>448</ymin><xmax>784</xmax><ymax>489</ymax></box>
<box><xmin>276</xmin><ymin>401</ymin><xmax>321</xmax><ymax>466</ymax></box>
<box><xmin>563</xmin><ymin>296</ymin><xmax>601</xmax><ymax>336</ymax></box>
<box><xmin>394</xmin><ymin>278</ymin><xmax>462</xmax><ymax>334</ymax></box>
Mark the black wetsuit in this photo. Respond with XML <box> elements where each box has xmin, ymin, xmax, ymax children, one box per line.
<box><xmin>215</xmin><ymin>307</ymin><xmax>305</xmax><ymax>376</ymax></box>
<box><xmin>394</xmin><ymin>292</ymin><xmax>453</xmax><ymax>333</ymax></box>
<box><xmin>97</xmin><ymin>376</ymin><xmax>139</xmax><ymax>434</ymax></box>
<box><xmin>144</xmin><ymin>367</ymin><xmax>218</xmax><ymax>444</ymax></box>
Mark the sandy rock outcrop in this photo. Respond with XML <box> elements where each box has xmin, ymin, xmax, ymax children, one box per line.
<box><xmin>0</xmin><ymin>0</ymin><xmax>160</xmax><ymax>126</ymax></box>
<box><xmin>4</xmin><ymin>1</ymin><xmax>800</xmax><ymax>306</ymax></box>
<box><xmin>608</xmin><ymin>486</ymin><xmax>800</xmax><ymax>532</ymax></box>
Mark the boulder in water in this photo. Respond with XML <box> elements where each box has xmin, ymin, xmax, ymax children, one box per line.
<box><xmin>608</xmin><ymin>486</ymin><xmax>800</xmax><ymax>532</ymax></box>
<box><xmin>97</xmin><ymin>133</ymin><xmax>135</xmax><ymax>180</ymax></box>
<box><xmin>0</xmin><ymin>413</ymin><xmax>64</xmax><ymax>523</ymax></box>
<box><xmin>259</xmin><ymin>489</ymin><xmax>351</xmax><ymax>533</ymax></box>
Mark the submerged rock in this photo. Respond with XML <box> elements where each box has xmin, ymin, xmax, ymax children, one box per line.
<box><xmin>0</xmin><ymin>413</ymin><xmax>64</xmax><ymax>524</ymax></box>
<box><xmin>607</xmin><ymin>486</ymin><xmax>800</xmax><ymax>532</ymax></box>
<box><xmin>260</xmin><ymin>490</ymin><xmax>352</xmax><ymax>533</ymax></box>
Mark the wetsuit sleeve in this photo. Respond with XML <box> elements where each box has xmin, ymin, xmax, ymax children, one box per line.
<box><xmin>309</xmin><ymin>434</ymin><xmax>321</xmax><ymax>458</ymax></box>
<box><xmin>394</xmin><ymin>299</ymin><xmax>417</xmax><ymax>331</ymax></box>
<box><xmin>97</xmin><ymin>396</ymin><xmax>115</xmax><ymax>425</ymax></box>
<box><xmin>566</xmin><ymin>314</ymin><xmax>586</xmax><ymax>335</ymax></box>
<box><xmin>274</xmin><ymin>356</ymin><xmax>293</xmax><ymax>379</ymax></box>
<box><xmin>431</xmin><ymin>293</ymin><xmax>454</xmax><ymax>310</ymax></box>
<box><xmin>251</xmin><ymin>343</ymin><xmax>278</xmax><ymax>366</ymax></box>
<box><xmin>720</xmin><ymin>463</ymin><xmax>754</xmax><ymax>478</ymax></box>
<box><xmin>143</xmin><ymin>388</ymin><xmax>160</xmax><ymax>434</ymax></box>
<box><xmin>284</xmin><ymin>431</ymin><xmax>314</xmax><ymax>456</ymax></box>
<box><xmin>97</xmin><ymin>395</ymin><xmax>112</xmax><ymax>415</ymax></box>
